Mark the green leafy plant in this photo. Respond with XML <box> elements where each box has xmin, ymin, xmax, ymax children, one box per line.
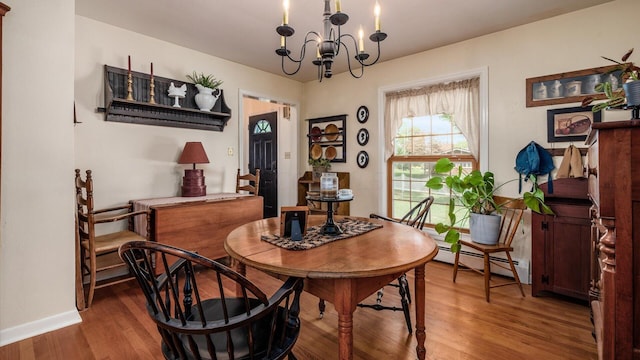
<box><xmin>308</xmin><ymin>157</ymin><xmax>331</xmax><ymax>168</ymax></box>
<box><xmin>186</xmin><ymin>71</ymin><xmax>223</xmax><ymax>89</ymax></box>
<box><xmin>425</xmin><ymin>158</ymin><xmax>553</xmax><ymax>252</ymax></box>
<box><xmin>582</xmin><ymin>48</ymin><xmax>640</xmax><ymax>112</ymax></box>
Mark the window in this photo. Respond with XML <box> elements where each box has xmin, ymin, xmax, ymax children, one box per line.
<box><xmin>253</xmin><ymin>119</ymin><xmax>272</xmax><ymax>134</ymax></box>
<box><xmin>385</xmin><ymin>76</ymin><xmax>481</xmax><ymax>229</ymax></box>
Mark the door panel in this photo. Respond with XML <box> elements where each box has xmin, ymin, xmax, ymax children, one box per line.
<box><xmin>248</xmin><ymin>112</ymin><xmax>278</xmax><ymax>218</ymax></box>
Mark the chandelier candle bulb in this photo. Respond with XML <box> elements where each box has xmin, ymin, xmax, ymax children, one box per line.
<box><xmin>280</xmin><ymin>35</ymin><xmax>285</xmax><ymax>48</ymax></box>
<box><xmin>316</xmin><ymin>46</ymin><xmax>321</xmax><ymax>59</ymax></box>
<box><xmin>335</xmin><ymin>0</ymin><xmax>341</xmax><ymax>12</ymax></box>
<box><xmin>374</xmin><ymin>3</ymin><xmax>380</xmax><ymax>31</ymax></box>
<box><xmin>283</xmin><ymin>0</ymin><xmax>289</xmax><ymax>25</ymax></box>
<box><xmin>358</xmin><ymin>28</ymin><xmax>364</xmax><ymax>52</ymax></box>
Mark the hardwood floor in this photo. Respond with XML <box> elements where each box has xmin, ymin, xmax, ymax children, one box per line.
<box><xmin>0</xmin><ymin>260</ymin><xmax>597</xmax><ymax>359</ymax></box>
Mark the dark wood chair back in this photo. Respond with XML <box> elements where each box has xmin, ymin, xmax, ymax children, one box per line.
<box><xmin>118</xmin><ymin>240</ymin><xmax>303</xmax><ymax>360</ymax></box>
<box><xmin>236</xmin><ymin>168</ymin><xmax>261</xmax><ymax>195</ymax></box>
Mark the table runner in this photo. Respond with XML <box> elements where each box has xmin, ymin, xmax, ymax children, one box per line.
<box><xmin>261</xmin><ymin>217</ymin><xmax>383</xmax><ymax>250</ymax></box>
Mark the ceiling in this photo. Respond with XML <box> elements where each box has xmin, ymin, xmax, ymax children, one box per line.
<box><xmin>76</xmin><ymin>0</ymin><xmax>613</xmax><ymax>82</ymax></box>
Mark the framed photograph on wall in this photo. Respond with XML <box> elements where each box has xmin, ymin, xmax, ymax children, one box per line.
<box><xmin>547</xmin><ymin>106</ymin><xmax>601</xmax><ymax>143</ymax></box>
<box><xmin>280</xmin><ymin>206</ymin><xmax>309</xmax><ymax>238</ymax></box>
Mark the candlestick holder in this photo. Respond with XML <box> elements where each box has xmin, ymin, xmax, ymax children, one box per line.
<box><xmin>126</xmin><ymin>73</ymin><xmax>134</xmax><ymax>101</ymax></box>
<box><xmin>149</xmin><ymin>77</ymin><xmax>156</xmax><ymax>104</ymax></box>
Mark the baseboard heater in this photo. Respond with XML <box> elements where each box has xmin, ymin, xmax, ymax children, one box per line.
<box><xmin>433</xmin><ymin>244</ymin><xmax>530</xmax><ymax>284</ymax></box>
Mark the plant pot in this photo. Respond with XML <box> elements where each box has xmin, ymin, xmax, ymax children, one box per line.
<box><xmin>312</xmin><ymin>166</ymin><xmax>327</xmax><ymax>181</ymax></box>
<box><xmin>623</xmin><ymin>80</ymin><xmax>640</xmax><ymax>107</ymax></box>
<box><xmin>469</xmin><ymin>213</ymin><xmax>502</xmax><ymax>245</ymax></box>
<box><xmin>194</xmin><ymin>84</ymin><xmax>220</xmax><ymax>111</ymax></box>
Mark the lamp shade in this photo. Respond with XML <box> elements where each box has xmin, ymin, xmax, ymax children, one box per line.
<box><xmin>178</xmin><ymin>142</ymin><xmax>209</xmax><ymax>164</ymax></box>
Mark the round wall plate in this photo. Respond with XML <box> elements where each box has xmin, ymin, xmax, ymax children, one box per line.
<box><xmin>357</xmin><ymin>105</ymin><xmax>369</xmax><ymax>123</ymax></box>
<box><xmin>357</xmin><ymin>128</ymin><xmax>369</xmax><ymax>146</ymax></box>
<box><xmin>357</xmin><ymin>150</ymin><xmax>369</xmax><ymax>168</ymax></box>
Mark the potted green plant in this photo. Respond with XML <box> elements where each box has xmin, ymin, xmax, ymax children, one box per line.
<box><xmin>425</xmin><ymin>158</ymin><xmax>553</xmax><ymax>252</ymax></box>
<box><xmin>186</xmin><ymin>71</ymin><xmax>224</xmax><ymax>111</ymax></box>
<box><xmin>309</xmin><ymin>157</ymin><xmax>331</xmax><ymax>181</ymax></box>
<box><xmin>582</xmin><ymin>48</ymin><xmax>640</xmax><ymax>113</ymax></box>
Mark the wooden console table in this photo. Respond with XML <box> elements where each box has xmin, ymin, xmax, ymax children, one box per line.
<box><xmin>132</xmin><ymin>193</ymin><xmax>263</xmax><ymax>261</ymax></box>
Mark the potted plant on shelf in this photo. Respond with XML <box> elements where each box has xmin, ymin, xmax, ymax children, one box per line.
<box><xmin>309</xmin><ymin>157</ymin><xmax>331</xmax><ymax>181</ymax></box>
<box><xmin>186</xmin><ymin>71</ymin><xmax>224</xmax><ymax>111</ymax></box>
<box><xmin>582</xmin><ymin>48</ymin><xmax>640</xmax><ymax>114</ymax></box>
<box><xmin>425</xmin><ymin>158</ymin><xmax>553</xmax><ymax>252</ymax></box>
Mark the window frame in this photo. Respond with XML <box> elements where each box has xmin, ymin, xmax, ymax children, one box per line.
<box><xmin>376</xmin><ymin>67</ymin><xmax>489</xmax><ymax>225</ymax></box>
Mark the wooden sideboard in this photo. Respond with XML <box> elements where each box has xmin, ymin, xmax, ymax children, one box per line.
<box><xmin>586</xmin><ymin>120</ymin><xmax>640</xmax><ymax>360</ymax></box>
<box><xmin>132</xmin><ymin>194</ymin><xmax>263</xmax><ymax>262</ymax></box>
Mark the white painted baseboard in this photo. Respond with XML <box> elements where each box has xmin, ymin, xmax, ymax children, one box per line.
<box><xmin>0</xmin><ymin>309</ymin><xmax>82</xmax><ymax>347</ymax></box>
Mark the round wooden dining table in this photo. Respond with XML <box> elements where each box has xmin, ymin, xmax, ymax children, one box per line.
<box><xmin>225</xmin><ymin>215</ymin><xmax>439</xmax><ymax>360</ymax></box>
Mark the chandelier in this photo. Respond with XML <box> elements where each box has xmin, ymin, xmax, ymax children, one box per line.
<box><xmin>275</xmin><ymin>0</ymin><xmax>387</xmax><ymax>81</ymax></box>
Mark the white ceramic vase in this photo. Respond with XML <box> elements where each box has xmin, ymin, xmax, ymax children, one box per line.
<box><xmin>194</xmin><ymin>84</ymin><xmax>220</xmax><ymax>111</ymax></box>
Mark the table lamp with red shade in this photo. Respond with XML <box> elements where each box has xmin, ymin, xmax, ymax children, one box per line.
<box><xmin>178</xmin><ymin>142</ymin><xmax>209</xmax><ymax>197</ymax></box>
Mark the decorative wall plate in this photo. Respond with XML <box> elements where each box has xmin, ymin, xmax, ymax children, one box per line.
<box><xmin>357</xmin><ymin>151</ymin><xmax>369</xmax><ymax>168</ymax></box>
<box><xmin>357</xmin><ymin>128</ymin><xmax>369</xmax><ymax>146</ymax></box>
<box><xmin>357</xmin><ymin>105</ymin><xmax>369</xmax><ymax>123</ymax></box>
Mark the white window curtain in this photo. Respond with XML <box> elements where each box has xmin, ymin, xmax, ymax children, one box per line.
<box><xmin>384</xmin><ymin>77</ymin><xmax>480</xmax><ymax>160</ymax></box>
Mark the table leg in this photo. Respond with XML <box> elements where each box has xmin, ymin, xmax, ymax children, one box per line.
<box><xmin>414</xmin><ymin>264</ymin><xmax>426</xmax><ymax>360</ymax></box>
<box><xmin>333</xmin><ymin>280</ymin><xmax>356</xmax><ymax>360</ymax></box>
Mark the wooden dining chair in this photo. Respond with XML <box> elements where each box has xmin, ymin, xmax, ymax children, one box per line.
<box><xmin>75</xmin><ymin>169</ymin><xmax>150</xmax><ymax>310</ymax></box>
<box><xmin>119</xmin><ymin>240</ymin><xmax>303</xmax><ymax>360</ymax></box>
<box><xmin>453</xmin><ymin>195</ymin><xmax>527</xmax><ymax>302</ymax></box>
<box><xmin>236</xmin><ymin>168</ymin><xmax>261</xmax><ymax>195</ymax></box>
<box><xmin>357</xmin><ymin>196</ymin><xmax>434</xmax><ymax>333</ymax></box>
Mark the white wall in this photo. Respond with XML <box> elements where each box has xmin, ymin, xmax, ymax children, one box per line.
<box><xmin>0</xmin><ymin>0</ymin><xmax>78</xmax><ymax>343</ymax></box>
<box><xmin>300</xmin><ymin>0</ymin><xmax>638</xmax><ymax>272</ymax></box>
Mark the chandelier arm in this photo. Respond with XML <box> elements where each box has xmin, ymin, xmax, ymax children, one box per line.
<box><xmin>282</xmin><ymin>31</ymin><xmax>321</xmax><ymax>63</ymax></box>
<box><xmin>280</xmin><ymin>54</ymin><xmax>303</xmax><ymax>76</ymax></box>
<box><xmin>337</xmin><ymin>38</ymin><xmax>364</xmax><ymax>79</ymax></box>
<box><xmin>332</xmin><ymin>26</ymin><xmax>341</xmax><ymax>57</ymax></box>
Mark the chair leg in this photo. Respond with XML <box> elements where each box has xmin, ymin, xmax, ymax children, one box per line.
<box><xmin>483</xmin><ymin>253</ymin><xmax>491</xmax><ymax>302</ymax></box>
<box><xmin>453</xmin><ymin>250</ymin><xmax>461</xmax><ymax>282</ymax></box>
<box><xmin>399</xmin><ymin>274</ymin><xmax>411</xmax><ymax>304</ymax></box>
<box><xmin>318</xmin><ymin>299</ymin><xmax>325</xmax><ymax>319</ymax></box>
<box><xmin>87</xmin><ymin>252</ymin><xmax>97</xmax><ymax>308</ymax></box>
<box><xmin>506</xmin><ymin>252</ymin><xmax>525</xmax><ymax>297</ymax></box>
<box><xmin>398</xmin><ymin>275</ymin><xmax>412</xmax><ymax>334</ymax></box>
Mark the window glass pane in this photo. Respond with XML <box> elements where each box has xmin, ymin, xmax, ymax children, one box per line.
<box><xmin>387</xmin><ymin>88</ymin><xmax>477</xmax><ymax>229</ymax></box>
<box><xmin>253</xmin><ymin>119</ymin><xmax>272</xmax><ymax>134</ymax></box>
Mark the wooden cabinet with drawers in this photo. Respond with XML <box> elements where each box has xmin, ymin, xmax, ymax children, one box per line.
<box><xmin>586</xmin><ymin>120</ymin><xmax>640</xmax><ymax>360</ymax></box>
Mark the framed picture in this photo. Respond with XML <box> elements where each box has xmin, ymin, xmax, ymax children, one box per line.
<box><xmin>526</xmin><ymin>64</ymin><xmax>622</xmax><ymax>107</ymax></box>
<box><xmin>280</xmin><ymin>206</ymin><xmax>309</xmax><ymax>238</ymax></box>
<box><xmin>547</xmin><ymin>106</ymin><xmax>601</xmax><ymax>143</ymax></box>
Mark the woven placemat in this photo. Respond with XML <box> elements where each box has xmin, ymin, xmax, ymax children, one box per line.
<box><xmin>260</xmin><ymin>217</ymin><xmax>383</xmax><ymax>250</ymax></box>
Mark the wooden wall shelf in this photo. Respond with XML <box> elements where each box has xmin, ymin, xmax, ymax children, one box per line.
<box><xmin>102</xmin><ymin>65</ymin><xmax>231</xmax><ymax>131</ymax></box>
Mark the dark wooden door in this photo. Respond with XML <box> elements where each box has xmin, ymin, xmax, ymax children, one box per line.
<box><xmin>248</xmin><ymin>112</ymin><xmax>278</xmax><ymax>218</ymax></box>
